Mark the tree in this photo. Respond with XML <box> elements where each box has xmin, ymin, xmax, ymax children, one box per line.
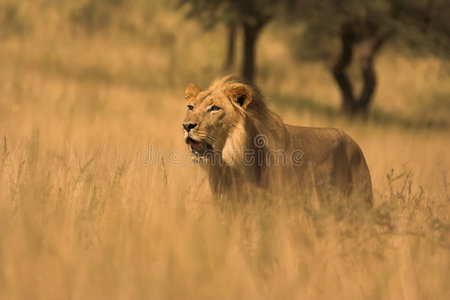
<box><xmin>288</xmin><ymin>0</ymin><xmax>450</xmax><ymax>117</ymax></box>
<box><xmin>332</xmin><ymin>18</ymin><xmax>393</xmax><ymax>116</ymax></box>
<box><xmin>236</xmin><ymin>0</ymin><xmax>277</xmax><ymax>82</ymax></box>
<box><xmin>180</xmin><ymin>0</ymin><xmax>238</xmax><ymax>72</ymax></box>
<box><xmin>180</xmin><ymin>0</ymin><xmax>284</xmax><ymax>83</ymax></box>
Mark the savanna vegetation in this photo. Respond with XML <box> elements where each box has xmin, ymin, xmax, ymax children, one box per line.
<box><xmin>0</xmin><ymin>0</ymin><xmax>449</xmax><ymax>299</ymax></box>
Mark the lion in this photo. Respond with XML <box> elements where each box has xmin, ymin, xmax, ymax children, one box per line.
<box><xmin>182</xmin><ymin>76</ymin><xmax>373</xmax><ymax>207</ymax></box>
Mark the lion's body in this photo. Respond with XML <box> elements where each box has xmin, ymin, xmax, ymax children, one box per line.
<box><xmin>285</xmin><ymin>125</ymin><xmax>373</xmax><ymax>205</ymax></box>
<box><xmin>183</xmin><ymin>76</ymin><xmax>373</xmax><ymax>207</ymax></box>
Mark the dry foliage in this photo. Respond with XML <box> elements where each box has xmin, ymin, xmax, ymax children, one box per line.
<box><xmin>0</xmin><ymin>1</ymin><xmax>449</xmax><ymax>299</ymax></box>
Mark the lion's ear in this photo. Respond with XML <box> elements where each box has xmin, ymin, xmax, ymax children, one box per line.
<box><xmin>227</xmin><ymin>85</ymin><xmax>252</xmax><ymax>109</ymax></box>
<box><xmin>185</xmin><ymin>83</ymin><xmax>201</xmax><ymax>101</ymax></box>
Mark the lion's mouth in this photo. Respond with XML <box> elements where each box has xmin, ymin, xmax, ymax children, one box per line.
<box><xmin>186</xmin><ymin>137</ymin><xmax>213</xmax><ymax>156</ymax></box>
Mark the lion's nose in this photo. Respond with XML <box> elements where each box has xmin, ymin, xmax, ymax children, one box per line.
<box><xmin>183</xmin><ymin>122</ymin><xmax>197</xmax><ymax>132</ymax></box>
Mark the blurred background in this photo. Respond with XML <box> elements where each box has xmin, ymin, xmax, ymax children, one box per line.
<box><xmin>0</xmin><ymin>1</ymin><xmax>449</xmax><ymax>299</ymax></box>
<box><xmin>1</xmin><ymin>0</ymin><xmax>449</xmax><ymax>123</ymax></box>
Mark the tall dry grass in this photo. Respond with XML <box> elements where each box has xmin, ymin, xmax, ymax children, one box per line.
<box><xmin>0</xmin><ymin>1</ymin><xmax>449</xmax><ymax>299</ymax></box>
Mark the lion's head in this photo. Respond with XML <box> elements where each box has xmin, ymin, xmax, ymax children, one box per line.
<box><xmin>182</xmin><ymin>76</ymin><xmax>267</xmax><ymax>165</ymax></box>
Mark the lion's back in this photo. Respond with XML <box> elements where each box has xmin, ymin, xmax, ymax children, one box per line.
<box><xmin>286</xmin><ymin>125</ymin><xmax>348</xmax><ymax>162</ymax></box>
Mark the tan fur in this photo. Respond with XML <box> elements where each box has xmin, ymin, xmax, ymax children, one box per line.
<box><xmin>182</xmin><ymin>76</ymin><xmax>373</xmax><ymax>207</ymax></box>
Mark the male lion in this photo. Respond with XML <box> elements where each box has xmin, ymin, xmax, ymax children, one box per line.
<box><xmin>182</xmin><ymin>76</ymin><xmax>373</xmax><ymax>207</ymax></box>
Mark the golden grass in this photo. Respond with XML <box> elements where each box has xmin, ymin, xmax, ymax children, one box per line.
<box><xmin>0</xmin><ymin>1</ymin><xmax>449</xmax><ymax>299</ymax></box>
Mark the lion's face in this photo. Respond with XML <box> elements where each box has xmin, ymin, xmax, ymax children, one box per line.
<box><xmin>182</xmin><ymin>81</ymin><xmax>252</xmax><ymax>161</ymax></box>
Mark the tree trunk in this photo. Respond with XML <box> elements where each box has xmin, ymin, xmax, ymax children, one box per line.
<box><xmin>242</xmin><ymin>20</ymin><xmax>266</xmax><ymax>83</ymax></box>
<box><xmin>355</xmin><ymin>32</ymin><xmax>391</xmax><ymax>116</ymax></box>
<box><xmin>332</xmin><ymin>21</ymin><xmax>391</xmax><ymax>118</ymax></box>
<box><xmin>332</xmin><ymin>22</ymin><xmax>357</xmax><ymax>115</ymax></box>
<box><xmin>223</xmin><ymin>23</ymin><xmax>236</xmax><ymax>72</ymax></box>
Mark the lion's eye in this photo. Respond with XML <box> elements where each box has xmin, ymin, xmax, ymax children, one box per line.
<box><xmin>187</xmin><ymin>105</ymin><xmax>194</xmax><ymax>111</ymax></box>
<box><xmin>208</xmin><ymin>105</ymin><xmax>221</xmax><ymax>112</ymax></box>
